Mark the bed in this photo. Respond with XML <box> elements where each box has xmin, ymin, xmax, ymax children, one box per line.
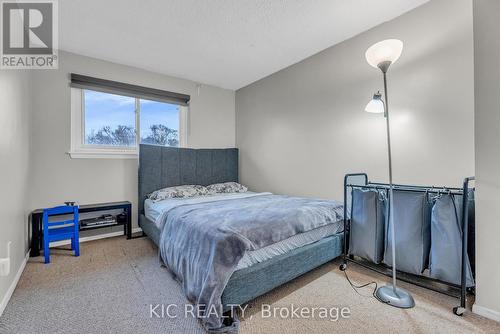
<box><xmin>138</xmin><ymin>144</ymin><xmax>344</xmax><ymax>332</ymax></box>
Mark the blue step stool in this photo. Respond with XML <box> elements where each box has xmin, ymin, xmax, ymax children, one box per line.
<box><xmin>43</xmin><ymin>205</ymin><xmax>80</xmax><ymax>264</ymax></box>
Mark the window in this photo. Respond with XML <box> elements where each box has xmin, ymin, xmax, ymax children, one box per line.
<box><xmin>70</xmin><ymin>89</ymin><xmax>187</xmax><ymax>158</ymax></box>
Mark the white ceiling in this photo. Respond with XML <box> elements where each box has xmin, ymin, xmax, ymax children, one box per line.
<box><xmin>60</xmin><ymin>0</ymin><xmax>429</xmax><ymax>90</ymax></box>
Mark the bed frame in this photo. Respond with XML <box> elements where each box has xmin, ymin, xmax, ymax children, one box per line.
<box><xmin>138</xmin><ymin>144</ymin><xmax>343</xmax><ymax>309</ymax></box>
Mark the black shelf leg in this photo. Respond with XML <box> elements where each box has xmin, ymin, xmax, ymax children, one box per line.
<box><xmin>30</xmin><ymin>214</ymin><xmax>41</xmax><ymax>257</ymax></box>
<box><xmin>126</xmin><ymin>205</ymin><xmax>132</xmax><ymax>239</ymax></box>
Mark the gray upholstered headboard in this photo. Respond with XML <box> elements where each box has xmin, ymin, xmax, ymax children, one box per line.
<box><xmin>138</xmin><ymin>144</ymin><xmax>239</xmax><ymax>214</ymax></box>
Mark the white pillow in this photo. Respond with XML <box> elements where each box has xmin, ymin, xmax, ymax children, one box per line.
<box><xmin>148</xmin><ymin>185</ymin><xmax>209</xmax><ymax>202</ymax></box>
<box><xmin>207</xmin><ymin>182</ymin><xmax>248</xmax><ymax>194</ymax></box>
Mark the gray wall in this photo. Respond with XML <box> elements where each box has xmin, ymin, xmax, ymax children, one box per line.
<box><xmin>236</xmin><ymin>0</ymin><xmax>474</xmax><ymax>200</ymax></box>
<box><xmin>30</xmin><ymin>51</ymin><xmax>235</xmax><ymax>229</ymax></box>
<box><xmin>0</xmin><ymin>71</ymin><xmax>32</xmax><ymax>313</ymax></box>
<box><xmin>473</xmin><ymin>0</ymin><xmax>500</xmax><ymax>320</ymax></box>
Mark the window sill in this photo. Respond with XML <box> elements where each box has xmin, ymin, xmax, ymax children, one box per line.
<box><xmin>68</xmin><ymin>150</ymin><xmax>138</xmax><ymax>159</ymax></box>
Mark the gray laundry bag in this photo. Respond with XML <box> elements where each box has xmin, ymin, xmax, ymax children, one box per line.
<box><xmin>429</xmin><ymin>194</ymin><xmax>475</xmax><ymax>287</ymax></box>
<box><xmin>349</xmin><ymin>188</ymin><xmax>386</xmax><ymax>263</ymax></box>
<box><xmin>383</xmin><ymin>190</ymin><xmax>431</xmax><ymax>275</ymax></box>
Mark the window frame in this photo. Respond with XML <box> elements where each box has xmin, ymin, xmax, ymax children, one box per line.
<box><xmin>69</xmin><ymin>88</ymin><xmax>188</xmax><ymax>159</ymax></box>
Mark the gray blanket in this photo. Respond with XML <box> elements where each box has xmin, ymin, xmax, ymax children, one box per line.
<box><xmin>158</xmin><ymin>193</ymin><xmax>343</xmax><ymax>332</ymax></box>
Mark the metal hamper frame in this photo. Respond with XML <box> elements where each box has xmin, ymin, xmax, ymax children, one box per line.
<box><xmin>340</xmin><ymin>173</ymin><xmax>475</xmax><ymax>316</ymax></box>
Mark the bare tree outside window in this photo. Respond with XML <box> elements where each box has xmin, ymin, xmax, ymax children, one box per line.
<box><xmin>141</xmin><ymin>124</ymin><xmax>179</xmax><ymax>146</ymax></box>
<box><xmin>86</xmin><ymin>125</ymin><xmax>135</xmax><ymax>146</ymax></box>
<box><xmin>86</xmin><ymin>124</ymin><xmax>179</xmax><ymax>147</ymax></box>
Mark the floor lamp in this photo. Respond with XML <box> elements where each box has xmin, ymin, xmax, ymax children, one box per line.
<box><xmin>364</xmin><ymin>39</ymin><xmax>415</xmax><ymax>309</ymax></box>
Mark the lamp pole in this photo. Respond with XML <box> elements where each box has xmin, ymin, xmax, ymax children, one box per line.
<box><xmin>366</xmin><ymin>40</ymin><xmax>415</xmax><ymax>308</ymax></box>
<box><xmin>381</xmin><ymin>66</ymin><xmax>397</xmax><ymax>292</ymax></box>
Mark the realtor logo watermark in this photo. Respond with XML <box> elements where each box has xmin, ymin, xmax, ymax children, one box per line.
<box><xmin>1</xmin><ymin>0</ymin><xmax>58</xmax><ymax>69</ymax></box>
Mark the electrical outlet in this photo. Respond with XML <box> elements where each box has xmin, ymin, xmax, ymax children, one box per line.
<box><xmin>0</xmin><ymin>242</ymin><xmax>11</xmax><ymax>276</ymax></box>
<box><xmin>0</xmin><ymin>258</ymin><xmax>9</xmax><ymax>276</ymax></box>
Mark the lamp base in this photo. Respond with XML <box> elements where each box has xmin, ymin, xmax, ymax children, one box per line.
<box><xmin>375</xmin><ymin>285</ymin><xmax>415</xmax><ymax>309</ymax></box>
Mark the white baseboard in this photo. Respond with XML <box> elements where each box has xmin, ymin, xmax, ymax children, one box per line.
<box><xmin>473</xmin><ymin>303</ymin><xmax>500</xmax><ymax>323</ymax></box>
<box><xmin>50</xmin><ymin>227</ymin><xmax>143</xmax><ymax>247</ymax></box>
<box><xmin>0</xmin><ymin>251</ymin><xmax>30</xmax><ymax>318</ymax></box>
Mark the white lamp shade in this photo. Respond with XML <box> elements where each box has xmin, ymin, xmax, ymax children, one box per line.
<box><xmin>365</xmin><ymin>97</ymin><xmax>385</xmax><ymax>114</ymax></box>
<box><xmin>365</xmin><ymin>39</ymin><xmax>403</xmax><ymax>68</ymax></box>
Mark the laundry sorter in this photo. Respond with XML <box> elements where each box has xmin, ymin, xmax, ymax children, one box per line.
<box><xmin>340</xmin><ymin>173</ymin><xmax>475</xmax><ymax>316</ymax></box>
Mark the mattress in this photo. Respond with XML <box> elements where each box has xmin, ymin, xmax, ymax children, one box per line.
<box><xmin>235</xmin><ymin>223</ymin><xmax>341</xmax><ymax>269</ymax></box>
<box><xmin>144</xmin><ymin>193</ymin><xmax>344</xmax><ymax>270</ymax></box>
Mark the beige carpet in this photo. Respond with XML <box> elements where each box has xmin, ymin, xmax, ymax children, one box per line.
<box><xmin>1</xmin><ymin>237</ymin><xmax>499</xmax><ymax>334</ymax></box>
